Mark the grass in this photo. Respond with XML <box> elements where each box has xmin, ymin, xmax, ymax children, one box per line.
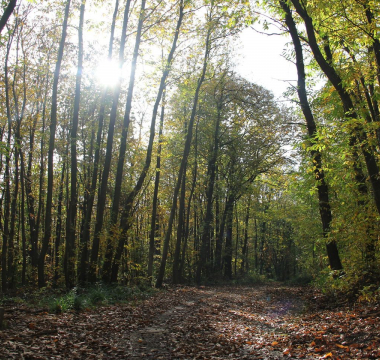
<box><xmin>0</xmin><ymin>282</ymin><xmax>158</xmax><ymax>314</ymax></box>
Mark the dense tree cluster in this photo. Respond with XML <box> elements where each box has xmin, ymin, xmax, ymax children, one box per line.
<box><xmin>0</xmin><ymin>0</ymin><xmax>379</xmax><ymax>292</ymax></box>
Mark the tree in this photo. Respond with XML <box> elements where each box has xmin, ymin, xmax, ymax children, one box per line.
<box><xmin>0</xmin><ymin>0</ymin><xmax>17</xmax><ymax>34</ymax></box>
<box><xmin>65</xmin><ymin>0</ymin><xmax>85</xmax><ymax>289</ymax></box>
<box><xmin>88</xmin><ymin>0</ymin><xmax>132</xmax><ymax>283</ymax></box>
<box><xmin>108</xmin><ymin>0</ymin><xmax>185</xmax><ymax>283</ymax></box>
<box><xmin>38</xmin><ymin>0</ymin><xmax>71</xmax><ymax>288</ymax></box>
<box><xmin>278</xmin><ymin>0</ymin><xmax>342</xmax><ymax>270</ymax></box>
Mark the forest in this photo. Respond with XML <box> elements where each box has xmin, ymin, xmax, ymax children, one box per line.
<box><xmin>1</xmin><ymin>0</ymin><xmax>380</xmax><ymax>299</ymax></box>
<box><xmin>1</xmin><ymin>0</ymin><xmax>380</xmax><ymax>358</ymax></box>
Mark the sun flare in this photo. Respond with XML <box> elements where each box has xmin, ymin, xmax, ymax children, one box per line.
<box><xmin>95</xmin><ymin>59</ymin><xmax>121</xmax><ymax>87</ymax></box>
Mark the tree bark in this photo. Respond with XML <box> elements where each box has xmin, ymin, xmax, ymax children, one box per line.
<box><xmin>110</xmin><ymin>0</ymin><xmax>185</xmax><ymax>283</ymax></box>
<box><xmin>155</xmin><ymin>21</ymin><xmax>212</xmax><ymax>288</ymax></box>
<box><xmin>88</xmin><ymin>0</ymin><xmax>130</xmax><ymax>283</ymax></box>
<box><xmin>102</xmin><ymin>0</ymin><xmax>146</xmax><ymax>282</ymax></box>
<box><xmin>81</xmin><ymin>0</ymin><xmax>119</xmax><ymax>283</ymax></box>
<box><xmin>65</xmin><ymin>0</ymin><xmax>85</xmax><ymax>289</ymax></box>
<box><xmin>223</xmin><ymin>194</ymin><xmax>235</xmax><ymax>279</ymax></box>
<box><xmin>38</xmin><ymin>0</ymin><xmax>71</xmax><ymax>288</ymax></box>
<box><xmin>2</xmin><ymin>25</ymin><xmax>15</xmax><ymax>292</ymax></box>
<box><xmin>172</xmin><ymin>163</ymin><xmax>187</xmax><ymax>284</ymax></box>
<box><xmin>147</xmin><ymin>91</ymin><xmax>166</xmax><ymax>279</ymax></box>
<box><xmin>291</xmin><ymin>0</ymin><xmax>380</xmax><ymax>217</ymax></box>
<box><xmin>241</xmin><ymin>196</ymin><xmax>250</xmax><ymax>274</ymax></box>
<box><xmin>196</xmin><ymin>95</ymin><xmax>223</xmax><ymax>284</ymax></box>
<box><xmin>0</xmin><ymin>0</ymin><xmax>17</xmax><ymax>34</ymax></box>
<box><xmin>280</xmin><ymin>0</ymin><xmax>342</xmax><ymax>270</ymax></box>
<box><xmin>179</xmin><ymin>127</ymin><xmax>198</xmax><ymax>282</ymax></box>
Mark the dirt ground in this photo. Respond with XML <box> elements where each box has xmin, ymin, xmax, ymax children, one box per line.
<box><xmin>1</xmin><ymin>284</ymin><xmax>380</xmax><ymax>359</ymax></box>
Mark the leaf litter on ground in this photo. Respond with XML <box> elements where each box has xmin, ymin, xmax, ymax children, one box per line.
<box><xmin>1</xmin><ymin>284</ymin><xmax>379</xmax><ymax>359</ymax></box>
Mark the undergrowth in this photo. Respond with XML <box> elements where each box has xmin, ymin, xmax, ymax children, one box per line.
<box><xmin>313</xmin><ymin>267</ymin><xmax>380</xmax><ymax>304</ymax></box>
<box><xmin>0</xmin><ymin>282</ymin><xmax>158</xmax><ymax>313</ymax></box>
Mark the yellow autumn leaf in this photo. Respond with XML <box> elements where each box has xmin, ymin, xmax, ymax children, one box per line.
<box><xmin>322</xmin><ymin>353</ymin><xmax>333</xmax><ymax>358</ymax></box>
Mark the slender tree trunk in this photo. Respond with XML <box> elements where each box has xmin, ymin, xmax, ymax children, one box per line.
<box><xmin>172</xmin><ymin>164</ymin><xmax>187</xmax><ymax>284</ymax></box>
<box><xmin>254</xmin><ymin>217</ymin><xmax>258</xmax><ymax>271</ymax></box>
<box><xmin>78</xmin><ymin>105</ymin><xmax>95</xmax><ymax>284</ymax></box>
<box><xmin>0</xmin><ymin>0</ymin><xmax>17</xmax><ymax>34</ymax></box>
<box><xmin>65</xmin><ymin>0</ymin><xmax>85</xmax><ymax>289</ymax></box>
<box><xmin>291</xmin><ymin>0</ymin><xmax>380</xmax><ymax>217</ymax></box>
<box><xmin>147</xmin><ymin>91</ymin><xmax>166</xmax><ymax>279</ymax></box>
<box><xmin>102</xmin><ymin>0</ymin><xmax>146</xmax><ymax>281</ymax></box>
<box><xmin>35</xmin><ymin>58</ymin><xmax>51</xmax><ymax>278</ymax></box>
<box><xmin>54</xmin><ymin>161</ymin><xmax>66</xmax><ymax>286</ymax></box>
<box><xmin>156</xmin><ymin>22</ymin><xmax>212</xmax><ymax>288</ymax></box>
<box><xmin>363</xmin><ymin>2</ymin><xmax>380</xmax><ymax>88</ymax></box>
<box><xmin>38</xmin><ymin>0</ymin><xmax>71</xmax><ymax>288</ymax></box>
<box><xmin>81</xmin><ymin>0</ymin><xmax>119</xmax><ymax>283</ymax></box>
<box><xmin>20</xmin><ymin>150</ymin><xmax>26</xmax><ymax>285</ymax></box>
<box><xmin>26</xmin><ymin>104</ymin><xmax>41</xmax><ymax>270</ymax></box>
<box><xmin>241</xmin><ymin>196</ymin><xmax>250</xmax><ymax>274</ymax></box>
<box><xmin>234</xmin><ymin>205</ymin><xmax>239</xmax><ymax>277</ymax></box>
<box><xmin>215</xmin><ymin>194</ymin><xmax>228</xmax><ymax>273</ymax></box>
<box><xmin>8</xmin><ymin>23</ymin><xmax>26</xmax><ymax>288</ymax></box>
<box><xmin>280</xmin><ymin>0</ymin><xmax>342</xmax><ymax>270</ymax></box>
<box><xmin>109</xmin><ymin>0</ymin><xmax>185</xmax><ymax>283</ymax></box>
<box><xmin>223</xmin><ymin>194</ymin><xmax>234</xmax><ymax>279</ymax></box>
<box><xmin>196</xmin><ymin>98</ymin><xmax>223</xmax><ymax>284</ymax></box>
<box><xmin>179</xmin><ymin>122</ymin><xmax>198</xmax><ymax>282</ymax></box>
<box><xmin>2</xmin><ymin>26</ymin><xmax>16</xmax><ymax>293</ymax></box>
<box><xmin>88</xmin><ymin>0</ymin><xmax>130</xmax><ymax>282</ymax></box>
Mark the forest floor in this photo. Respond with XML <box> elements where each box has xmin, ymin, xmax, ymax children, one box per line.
<box><xmin>1</xmin><ymin>284</ymin><xmax>380</xmax><ymax>359</ymax></box>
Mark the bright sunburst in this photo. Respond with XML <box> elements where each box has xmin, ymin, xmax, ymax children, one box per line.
<box><xmin>95</xmin><ymin>59</ymin><xmax>121</xmax><ymax>87</ymax></box>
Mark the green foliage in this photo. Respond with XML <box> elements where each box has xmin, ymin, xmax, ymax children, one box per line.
<box><xmin>0</xmin><ymin>284</ymin><xmax>159</xmax><ymax>314</ymax></box>
<box><xmin>232</xmin><ymin>271</ymin><xmax>269</xmax><ymax>285</ymax></box>
<box><xmin>314</xmin><ymin>266</ymin><xmax>380</xmax><ymax>303</ymax></box>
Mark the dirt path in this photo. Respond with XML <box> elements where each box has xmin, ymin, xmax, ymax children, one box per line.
<box><xmin>1</xmin><ymin>285</ymin><xmax>380</xmax><ymax>359</ymax></box>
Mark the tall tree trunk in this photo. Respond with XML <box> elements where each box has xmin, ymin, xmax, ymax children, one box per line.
<box><xmin>109</xmin><ymin>0</ymin><xmax>185</xmax><ymax>283</ymax></box>
<box><xmin>8</xmin><ymin>21</ymin><xmax>27</xmax><ymax>288</ymax></box>
<box><xmin>280</xmin><ymin>0</ymin><xmax>342</xmax><ymax>270</ymax></box>
<box><xmin>363</xmin><ymin>2</ymin><xmax>380</xmax><ymax>88</ymax></box>
<box><xmin>102</xmin><ymin>0</ymin><xmax>146</xmax><ymax>281</ymax></box>
<box><xmin>88</xmin><ymin>0</ymin><xmax>131</xmax><ymax>282</ymax></box>
<box><xmin>196</xmin><ymin>97</ymin><xmax>223</xmax><ymax>284</ymax></box>
<box><xmin>38</xmin><ymin>0</ymin><xmax>71</xmax><ymax>288</ymax></box>
<box><xmin>78</xmin><ymin>105</ymin><xmax>95</xmax><ymax>284</ymax></box>
<box><xmin>65</xmin><ymin>0</ymin><xmax>85</xmax><ymax>289</ymax></box>
<box><xmin>0</xmin><ymin>0</ymin><xmax>17</xmax><ymax>34</ymax></box>
<box><xmin>147</xmin><ymin>91</ymin><xmax>166</xmax><ymax>279</ymax></box>
<box><xmin>241</xmin><ymin>196</ymin><xmax>250</xmax><ymax>274</ymax></box>
<box><xmin>291</xmin><ymin>0</ymin><xmax>380</xmax><ymax>217</ymax></box>
<box><xmin>254</xmin><ymin>217</ymin><xmax>258</xmax><ymax>271</ymax></box>
<box><xmin>35</xmin><ymin>57</ymin><xmax>51</xmax><ymax>278</ymax></box>
<box><xmin>172</xmin><ymin>164</ymin><xmax>187</xmax><ymax>284</ymax></box>
<box><xmin>223</xmin><ymin>194</ymin><xmax>235</xmax><ymax>279</ymax></box>
<box><xmin>215</xmin><ymin>194</ymin><xmax>228</xmax><ymax>273</ymax></box>
<box><xmin>234</xmin><ymin>205</ymin><xmax>239</xmax><ymax>277</ymax></box>
<box><xmin>179</xmin><ymin>122</ymin><xmax>198</xmax><ymax>282</ymax></box>
<box><xmin>20</xmin><ymin>151</ymin><xmax>26</xmax><ymax>285</ymax></box>
<box><xmin>2</xmin><ymin>25</ymin><xmax>15</xmax><ymax>292</ymax></box>
<box><xmin>155</xmin><ymin>21</ymin><xmax>212</xmax><ymax>288</ymax></box>
<box><xmin>81</xmin><ymin>0</ymin><xmax>119</xmax><ymax>283</ymax></box>
<box><xmin>54</xmin><ymin>161</ymin><xmax>66</xmax><ymax>286</ymax></box>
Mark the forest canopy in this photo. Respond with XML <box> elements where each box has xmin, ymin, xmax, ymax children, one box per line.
<box><xmin>0</xmin><ymin>0</ymin><xmax>379</xmax><ymax>296</ymax></box>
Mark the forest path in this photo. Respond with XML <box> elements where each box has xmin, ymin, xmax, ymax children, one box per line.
<box><xmin>127</xmin><ymin>286</ymin><xmax>305</xmax><ymax>359</ymax></box>
<box><xmin>1</xmin><ymin>284</ymin><xmax>380</xmax><ymax>359</ymax></box>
